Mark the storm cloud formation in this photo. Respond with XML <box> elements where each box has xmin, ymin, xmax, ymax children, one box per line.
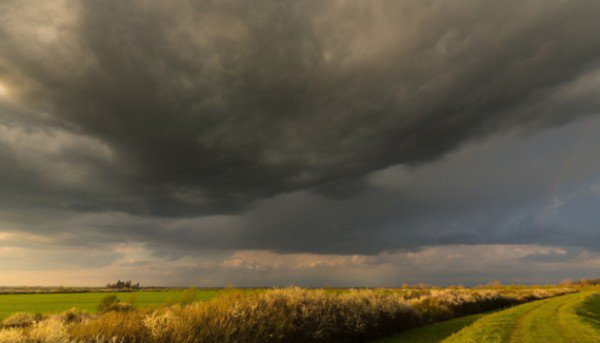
<box><xmin>0</xmin><ymin>0</ymin><xmax>599</xmax><ymax>285</ymax></box>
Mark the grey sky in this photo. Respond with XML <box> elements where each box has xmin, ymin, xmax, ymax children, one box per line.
<box><xmin>0</xmin><ymin>0</ymin><xmax>598</xmax><ymax>286</ymax></box>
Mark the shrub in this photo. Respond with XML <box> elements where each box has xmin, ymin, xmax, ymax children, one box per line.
<box><xmin>28</xmin><ymin>317</ymin><xmax>73</xmax><ymax>343</ymax></box>
<box><xmin>57</xmin><ymin>308</ymin><xmax>89</xmax><ymax>324</ymax></box>
<box><xmin>180</xmin><ymin>287</ymin><xmax>198</xmax><ymax>305</ymax></box>
<box><xmin>0</xmin><ymin>327</ymin><xmax>26</xmax><ymax>342</ymax></box>
<box><xmin>97</xmin><ymin>295</ymin><xmax>119</xmax><ymax>313</ymax></box>
<box><xmin>96</xmin><ymin>295</ymin><xmax>133</xmax><ymax>314</ymax></box>
<box><xmin>69</xmin><ymin>310</ymin><xmax>149</xmax><ymax>342</ymax></box>
<box><xmin>2</xmin><ymin>312</ymin><xmax>45</xmax><ymax>328</ymax></box>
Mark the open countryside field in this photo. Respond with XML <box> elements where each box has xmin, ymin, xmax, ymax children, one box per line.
<box><xmin>0</xmin><ymin>285</ymin><xmax>593</xmax><ymax>342</ymax></box>
<box><xmin>382</xmin><ymin>290</ymin><xmax>600</xmax><ymax>342</ymax></box>
<box><xmin>0</xmin><ymin>290</ymin><xmax>220</xmax><ymax>320</ymax></box>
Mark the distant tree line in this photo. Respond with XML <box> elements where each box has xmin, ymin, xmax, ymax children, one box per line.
<box><xmin>106</xmin><ymin>280</ymin><xmax>140</xmax><ymax>289</ymax></box>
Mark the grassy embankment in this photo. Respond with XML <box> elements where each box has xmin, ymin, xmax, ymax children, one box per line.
<box><xmin>382</xmin><ymin>290</ymin><xmax>600</xmax><ymax>342</ymax></box>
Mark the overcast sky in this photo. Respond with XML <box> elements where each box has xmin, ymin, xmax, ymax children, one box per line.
<box><xmin>0</xmin><ymin>0</ymin><xmax>599</xmax><ymax>286</ymax></box>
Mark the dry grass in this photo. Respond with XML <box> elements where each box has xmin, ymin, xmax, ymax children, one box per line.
<box><xmin>0</xmin><ymin>286</ymin><xmax>575</xmax><ymax>343</ymax></box>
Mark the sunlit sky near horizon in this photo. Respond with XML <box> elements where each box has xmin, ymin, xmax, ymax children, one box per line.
<box><xmin>0</xmin><ymin>0</ymin><xmax>599</xmax><ymax>287</ymax></box>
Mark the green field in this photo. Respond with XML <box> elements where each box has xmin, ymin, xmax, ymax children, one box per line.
<box><xmin>382</xmin><ymin>291</ymin><xmax>600</xmax><ymax>342</ymax></box>
<box><xmin>378</xmin><ymin>312</ymin><xmax>487</xmax><ymax>343</ymax></box>
<box><xmin>0</xmin><ymin>290</ymin><xmax>220</xmax><ymax>320</ymax></box>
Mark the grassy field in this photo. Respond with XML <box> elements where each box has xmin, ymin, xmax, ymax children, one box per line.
<box><xmin>382</xmin><ymin>290</ymin><xmax>600</xmax><ymax>342</ymax></box>
<box><xmin>378</xmin><ymin>313</ymin><xmax>487</xmax><ymax>343</ymax></box>
<box><xmin>0</xmin><ymin>290</ymin><xmax>220</xmax><ymax>320</ymax></box>
<box><xmin>577</xmin><ymin>293</ymin><xmax>600</xmax><ymax>330</ymax></box>
<box><xmin>0</xmin><ymin>286</ymin><xmax>575</xmax><ymax>342</ymax></box>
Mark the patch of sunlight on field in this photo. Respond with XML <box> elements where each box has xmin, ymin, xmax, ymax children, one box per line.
<box><xmin>0</xmin><ymin>290</ymin><xmax>220</xmax><ymax>319</ymax></box>
<box><xmin>380</xmin><ymin>291</ymin><xmax>600</xmax><ymax>343</ymax></box>
<box><xmin>444</xmin><ymin>292</ymin><xmax>600</xmax><ymax>343</ymax></box>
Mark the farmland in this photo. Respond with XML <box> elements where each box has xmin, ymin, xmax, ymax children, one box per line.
<box><xmin>0</xmin><ymin>290</ymin><xmax>220</xmax><ymax>320</ymax></box>
<box><xmin>0</xmin><ymin>285</ymin><xmax>585</xmax><ymax>342</ymax></box>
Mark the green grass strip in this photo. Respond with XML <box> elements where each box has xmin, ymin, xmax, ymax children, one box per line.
<box><xmin>444</xmin><ymin>292</ymin><xmax>600</xmax><ymax>343</ymax></box>
<box><xmin>378</xmin><ymin>312</ymin><xmax>486</xmax><ymax>343</ymax></box>
<box><xmin>576</xmin><ymin>293</ymin><xmax>600</xmax><ymax>330</ymax></box>
<box><xmin>380</xmin><ymin>291</ymin><xmax>600</xmax><ymax>343</ymax></box>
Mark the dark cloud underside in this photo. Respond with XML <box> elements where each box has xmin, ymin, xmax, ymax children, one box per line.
<box><xmin>1</xmin><ymin>0</ymin><xmax>600</xmax><ymax>216</ymax></box>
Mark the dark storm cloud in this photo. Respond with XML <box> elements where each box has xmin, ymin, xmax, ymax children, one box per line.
<box><xmin>2</xmin><ymin>0</ymin><xmax>600</xmax><ymax>216</ymax></box>
<box><xmin>20</xmin><ymin>114</ymin><xmax>596</xmax><ymax>259</ymax></box>
<box><xmin>1</xmin><ymin>0</ymin><xmax>600</xmax><ymax>287</ymax></box>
